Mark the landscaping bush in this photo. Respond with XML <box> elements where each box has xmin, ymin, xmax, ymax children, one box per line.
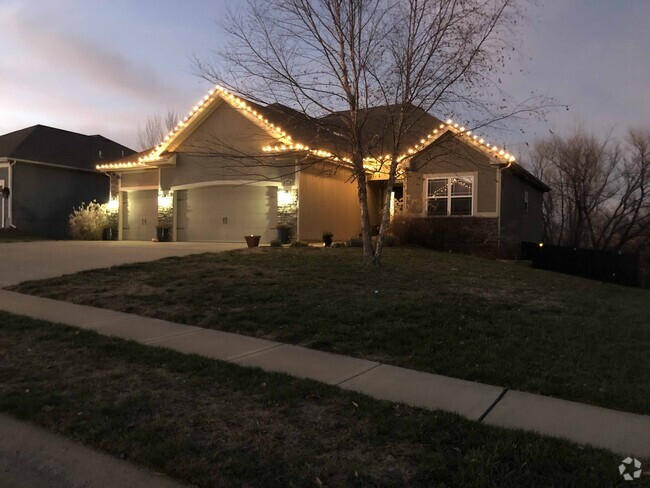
<box><xmin>269</xmin><ymin>239</ymin><xmax>282</xmax><ymax>247</ymax></box>
<box><xmin>390</xmin><ymin>216</ymin><xmax>498</xmax><ymax>257</ymax></box>
<box><xmin>290</xmin><ymin>240</ymin><xmax>310</xmax><ymax>247</ymax></box>
<box><xmin>346</xmin><ymin>237</ymin><xmax>363</xmax><ymax>247</ymax></box>
<box><xmin>331</xmin><ymin>241</ymin><xmax>346</xmax><ymax>248</ymax></box>
<box><xmin>69</xmin><ymin>201</ymin><xmax>109</xmax><ymax>240</ymax></box>
<box><xmin>372</xmin><ymin>234</ymin><xmax>399</xmax><ymax>247</ymax></box>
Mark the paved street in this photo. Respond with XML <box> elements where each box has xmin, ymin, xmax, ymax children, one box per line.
<box><xmin>0</xmin><ymin>414</ymin><xmax>185</xmax><ymax>488</ymax></box>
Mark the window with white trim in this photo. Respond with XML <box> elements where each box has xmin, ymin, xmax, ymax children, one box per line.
<box><xmin>426</xmin><ymin>176</ymin><xmax>474</xmax><ymax>216</ymax></box>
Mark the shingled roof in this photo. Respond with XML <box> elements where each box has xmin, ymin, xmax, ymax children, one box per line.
<box><xmin>96</xmin><ymin>85</ymin><xmax>518</xmax><ymax>170</ymax></box>
<box><xmin>0</xmin><ymin>125</ymin><xmax>135</xmax><ymax>171</ymax></box>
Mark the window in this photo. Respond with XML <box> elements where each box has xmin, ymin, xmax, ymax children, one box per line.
<box><xmin>426</xmin><ymin>176</ymin><xmax>473</xmax><ymax>216</ymax></box>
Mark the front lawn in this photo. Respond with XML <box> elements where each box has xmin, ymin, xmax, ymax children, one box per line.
<box><xmin>11</xmin><ymin>247</ymin><xmax>650</xmax><ymax>415</ymax></box>
<box><xmin>0</xmin><ymin>312</ymin><xmax>640</xmax><ymax>487</ymax></box>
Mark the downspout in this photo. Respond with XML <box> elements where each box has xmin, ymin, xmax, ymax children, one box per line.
<box><xmin>495</xmin><ymin>161</ymin><xmax>513</xmax><ymax>259</ymax></box>
<box><xmin>295</xmin><ymin>156</ymin><xmax>302</xmax><ymax>241</ymax></box>
<box><xmin>496</xmin><ymin>166</ymin><xmax>502</xmax><ymax>258</ymax></box>
<box><xmin>8</xmin><ymin>160</ymin><xmax>16</xmax><ymax>228</ymax></box>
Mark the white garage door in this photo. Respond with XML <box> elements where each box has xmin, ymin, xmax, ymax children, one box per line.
<box><xmin>176</xmin><ymin>185</ymin><xmax>277</xmax><ymax>242</ymax></box>
<box><xmin>122</xmin><ymin>190</ymin><xmax>158</xmax><ymax>241</ymax></box>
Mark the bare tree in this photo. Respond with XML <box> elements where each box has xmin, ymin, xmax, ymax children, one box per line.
<box><xmin>196</xmin><ymin>0</ymin><xmax>548</xmax><ymax>264</ymax></box>
<box><xmin>529</xmin><ymin>128</ymin><xmax>650</xmax><ymax>251</ymax></box>
<box><xmin>137</xmin><ymin>111</ymin><xmax>179</xmax><ymax>150</ymax></box>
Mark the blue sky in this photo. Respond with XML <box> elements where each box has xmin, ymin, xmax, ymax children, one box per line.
<box><xmin>0</xmin><ymin>0</ymin><xmax>648</xmax><ymax>157</ymax></box>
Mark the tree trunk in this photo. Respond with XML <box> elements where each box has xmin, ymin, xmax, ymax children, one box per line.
<box><xmin>355</xmin><ymin>168</ymin><xmax>375</xmax><ymax>265</ymax></box>
<box><xmin>373</xmin><ymin>169</ymin><xmax>398</xmax><ymax>265</ymax></box>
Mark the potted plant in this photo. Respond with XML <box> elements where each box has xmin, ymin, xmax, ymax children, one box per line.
<box><xmin>156</xmin><ymin>192</ymin><xmax>173</xmax><ymax>242</ymax></box>
<box><xmin>276</xmin><ymin>223</ymin><xmax>291</xmax><ymax>244</ymax></box>
<box><xmin>245</xmin><ymin>234</ymin><xmax>261</xmax><ymax>247</ymax></box>
<box><xmin>156</xmin><ymin>226</ymin><xmax>172</xmax><ymax>242</ymax></box>
<box><xmin>156</xmin><ymin>209</ymin><xmax>172</xmax><ymax>242</ymax></box>
<box><xmin>322</xmin><ymin>231</ymin><xmax>334</xmax><ymax>247</ymax></box>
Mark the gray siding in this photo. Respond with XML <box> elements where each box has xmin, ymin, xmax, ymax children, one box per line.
<box><xmin>12</xmin><ymin>162</ymin><xmax>109</xmax><ymax>239</ymax></box>
<box><xmin>163</xmin><ymin>102</ymin><xmax>285</xmax><ymax>190</ymax></box>
<box><xmin>405</xmin><ymin>134</ymin><xmax>498</xmax><ymax>216</ymax></box>
<box><xmin>120</xmin><ymin>170</ymin><xmax>158</xmax><ymax>190</ymax></box>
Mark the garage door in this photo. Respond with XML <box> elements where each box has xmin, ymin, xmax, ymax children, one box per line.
<box><xmin>122</xmin><ymin>190</ymin><xmax>158</xmax><ymax>241</ymax></box>
<box><xmin>176</xmin><ymin>185</ymin><xmax>277</xmax><ymax>242</ymax></box>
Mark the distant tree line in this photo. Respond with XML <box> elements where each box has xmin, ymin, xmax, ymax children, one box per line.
<box><xmin>529</xmin><ymin>128</ymin><xmax>650</xmax><ymax>252</ymax></box>
<box><xmin>137</xmin><ymin>111</ymin><xmax>179</xmax><ymax>151</ymax></box>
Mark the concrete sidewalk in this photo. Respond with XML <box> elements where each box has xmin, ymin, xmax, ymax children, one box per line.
<box><xmin>0</xmin><ymin>414</ymin><xmax>185</xmax><ymax>488</ymax></box>
<box><xmin>0</xmin><ymin>289</ymin><xmax>648</xmax><ymax>458</ymax></box>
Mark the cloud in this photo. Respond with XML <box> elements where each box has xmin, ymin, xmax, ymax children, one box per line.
<box><xmin>0</xmin><ymin>1</ymin><xmax>205</xmax><ymax>148</ymax></box>
<box><xmin>0</xmin><ymin>2</ymin><xmax>179</xmax><ymax>103</ymax></box>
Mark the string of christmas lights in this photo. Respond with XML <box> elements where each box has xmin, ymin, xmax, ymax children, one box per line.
<box><xmin>96</xmin><ymin>83</ymin><xmax>516</xmax><ymax>171</ymax></box>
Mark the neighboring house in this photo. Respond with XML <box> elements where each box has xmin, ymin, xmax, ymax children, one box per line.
<box><xmin>0</xmin><ymin>125</ymin><xmax>135</xmax><ymax>238</ymax></box>
<box><xmin>98</xmin><ymin>85</ymin><xmax>549</xmax><ymax>256</ymax></box>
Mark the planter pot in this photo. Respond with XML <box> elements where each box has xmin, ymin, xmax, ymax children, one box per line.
<box><xmin>276</xmin><ymin>227</ymin><xmax>291</xmax><ymax>244</ymax></box>
<box><xmin>102</xmin><ymin>227</ymin><xmax>118</xmax><ymax>241</ymax></box>
<box><xmin>245</xmin><ymin>235</ymin><xmax>261</xmax><ymax>248</ymax></box>
<box><xmin>323</xmin><ymin>235</ymin><xmax>333</xmax><ymax>247</ymax></box>
<box><xmin>156</xmin><ymin>226</ymin><xmax>172</xmax><ymax>242</ymax></box>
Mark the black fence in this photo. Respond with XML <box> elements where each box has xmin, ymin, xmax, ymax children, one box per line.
<box><xmin>522</xmin><ymin>242</ymin><xmax>644</xmax><ymax>287</ymax></box>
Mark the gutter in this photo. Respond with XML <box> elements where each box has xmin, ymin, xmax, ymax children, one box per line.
<box><xmin>2</xmin><ymin>157</ymin><xmax>102</xmax><ymax>175</ymax></box>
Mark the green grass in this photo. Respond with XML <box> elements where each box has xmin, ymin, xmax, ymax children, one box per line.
<box><xmin>0</xmin><ymin>311</ymin><xmax>643</xmax><ymax>487</ymax></box>
<box><xmin>10</xmin><ymin>247</ymin><xmax>650</xmax><ymax>415</ymax></box>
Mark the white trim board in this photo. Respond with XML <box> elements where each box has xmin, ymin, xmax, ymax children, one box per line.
<box><xmin>120</xmin><ymin>186</ymin><xmax>159</xmax><ymax>192</ymax></box>
<box><xmin>171</xmin><ymin>180</ymin><xmax>283</xmax><ymax>191</ymax></box>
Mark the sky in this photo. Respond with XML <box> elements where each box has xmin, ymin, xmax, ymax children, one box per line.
<box><xmin>0</xmin><ymin>0</ymin><xmax>648</xmax><ymax>158</ymax></box>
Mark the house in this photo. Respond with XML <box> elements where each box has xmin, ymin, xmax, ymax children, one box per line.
<box><xmin>98</xmin><ymin>85</ymin><xmax>549</xmax><ymax>257</ymax></box>
<box><xmin>0</xmin><ymin>125</ymin><xmax>135</xmax><ymax>238</ymax></box>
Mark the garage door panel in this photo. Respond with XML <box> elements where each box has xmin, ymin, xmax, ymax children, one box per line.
<box><xmin>122</xmin><ymin>190</ymin><xmax>158</xmax><ymax>241</ymax></box>
<box><xmin>177</xmin><ymin>186</ymin><xmax>277</xmax><ymax>242</ymax></box>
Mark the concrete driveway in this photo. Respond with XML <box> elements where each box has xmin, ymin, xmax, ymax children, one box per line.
<box><xmin>0</xmin><ymin>241</ymin><xmax>243</xmax><ymax>287</ymax></box>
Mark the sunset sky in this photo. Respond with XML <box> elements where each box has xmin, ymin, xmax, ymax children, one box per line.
<box><xmin>0</xmin><ymin>0</ymin><xmax>648</xmax><ymax>157</ymax></box>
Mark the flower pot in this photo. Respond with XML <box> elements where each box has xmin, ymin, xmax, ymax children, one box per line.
<box><xmin>245</xmin><ymin>235</ymin><xmax>261</xmax><ymax>247</ymax></box>
<box><xmin>323</xmin><ymin>235</ymin><xmax>333</xmax><ymax>247</ymax></box>
<box><xmin>102</xmin><ymin>227</ymin><xmax>118</xmax><ymax>241</ymax></box>
<box><xmin>156</xmin><ymin>226</ymin><xmax>171</xmax><ymax>242</ymax></box>
<box><xmin>276</xmin><ymin>227</ymin><xmax>291</xmax><ymax>244</ymax></box>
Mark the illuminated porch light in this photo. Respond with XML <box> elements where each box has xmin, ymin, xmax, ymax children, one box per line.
<box><xmin>277</xmin><ymin>188</ymin><xmax>296</xmax><ymax>206</ymax></box>
<box><xmin>158</xmin><ymin>191</ymin><xmax>173</xmax><ymax>211</ymax></box>
<box><xmin>106</xmin><ymin>197</ymin><xmax>119</xmax><ymax>213</ymax></box>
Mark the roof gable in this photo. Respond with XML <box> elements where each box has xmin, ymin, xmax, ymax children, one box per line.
<box><xmin>98</xmin><ymin>86</ymin><xmax>298</xmax><ymax>170</ymax></box>
<box><xmin>97</xmin><ymin>84</ymin><xmax>518</xmax><ymax>172</ymax></box>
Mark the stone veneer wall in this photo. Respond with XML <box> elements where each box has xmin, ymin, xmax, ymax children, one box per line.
<box><xmin>277</xmin><ymin>187</ymin><xmax>298</xmax><ymax>242</ymax></box>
